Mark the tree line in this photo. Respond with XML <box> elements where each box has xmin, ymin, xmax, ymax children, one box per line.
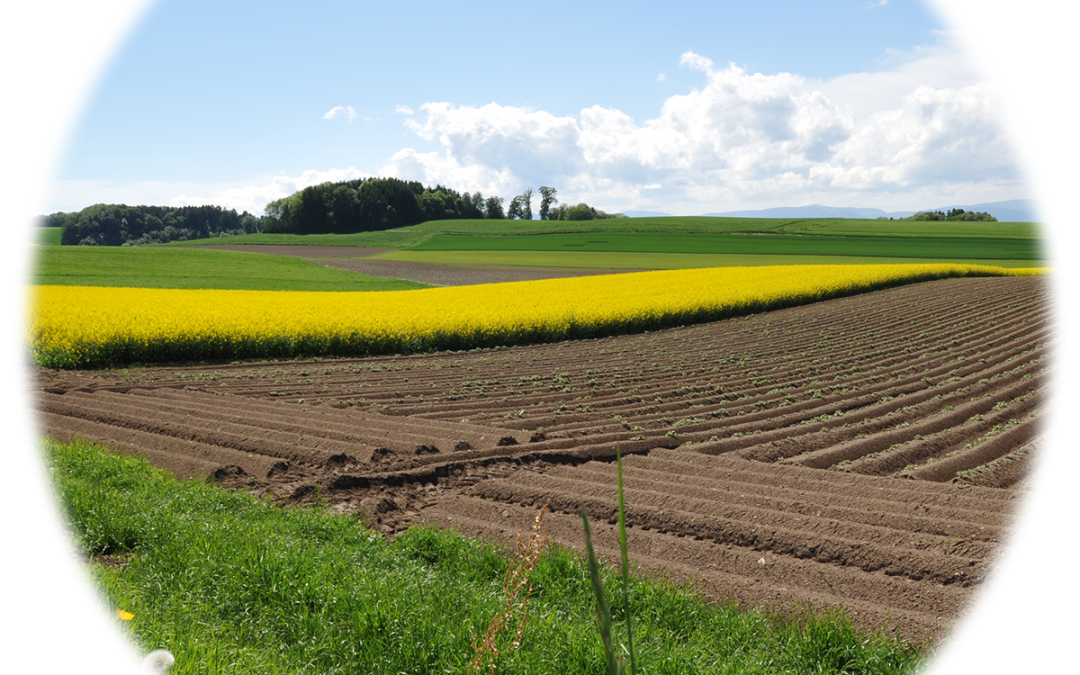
<box><xmin>43</xmin><ymin>204</ymin><xmax>262</xmax><ymax>246</ymax></box>
<box><xmin>262</xmin><ymin>178</ymin><xmax>625</xmax><ymax>235</ymax></box>
<box><xmin>902</xmin><ymin>208</ymin><xmax>997</xmax><ymax>222</ymax></box>
<box><xmin>41</xmin><ymin>178</ymin><xmax>627</xmax><ymax>245</ymax></box>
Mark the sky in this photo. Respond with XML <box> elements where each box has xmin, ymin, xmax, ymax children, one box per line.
<box><xmin>46</xmin><ymin>0</ymin><xmax>1029</xmax><ymax>216</ymax></box>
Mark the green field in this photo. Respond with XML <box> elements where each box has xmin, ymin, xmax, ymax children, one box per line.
<box><xmin>169</xmin><ymin>228</ymin><xmax>428</xmax><ymax>248</ymax></box>
<box><xmin>37</xmin><ymin>216</ymin><xmax>1046</xmax><ymax>291</ymax></box>
<box><xmin>403</xmin><ymin>231</ymin><xmax>1042</xmax><ymax>261</ymax></box>
<box><xmin>36</xmin><ymin>227</ymin><xmax>63</xmax><ymax>245</ymax></box>
<box><xmin>380</xmin><ymin>249</ymin><xmax>1041</xmax><ymax>270</ymax></box>
<box><xmin>32</xmin><ymin>246</ymin><xmax>429</xmax><ymax>291</ymax></box>
<box><xmin>406</xmin><ymin>216</ymin><xmax>1040</xmax><ymax>239</ymax></box>
<box><xmin>174</xmin><ymin>216</ymin><xmax>1042</xmax><ymax>246</ymax></box>
<box><xmin>49</xmin><ymin>437</ymin><xmax>924</xmax><ymax>675</ymax></box>
<box><xmin>168</xmin><ymin>216</ymin><xmax>1043</xmax><ymax>269</ymax></box>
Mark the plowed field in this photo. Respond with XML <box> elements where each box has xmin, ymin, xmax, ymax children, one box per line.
<box><xmin>35</xmin><ymin>275</ymin><xmax>1048</xmax><ymax>642</ymax></box>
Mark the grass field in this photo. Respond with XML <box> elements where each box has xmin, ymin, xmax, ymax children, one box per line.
<box><xmin>48</xmin><ymin>437</ymin><xmax>924</xmax><ymax>675</ymax></box>
<box><xmin>168</xmin><ymin>229</ymin><xmax>428</xmax><ymax>248</ymax></box>
<box><xmin>173</xmin><ymin>216</ymin><xmax>1041</xmax><ymax>246</ymax></box>
<box><xmin>402</xmin><ymin>231</ymin><xmax>1042</xmax><ymax>261</ymax></box>
<box><xmin>32</xmin><ymin>246</ymin><xmax>429</xmax><ymax>291</ymax></box>
<box><xmin>379</xmin><ymin>249</ymin><xmax>1041</xmax><ymax>269</ymax></box>
<box><xmin>36</xmin><ymin>227</ymin><xmax>63</xmax><ymax>245</ymax></box>
<box><xmin>163</xmin><ymin>216</ymin><xmax>1043</xmax><ymax>271</ymax></box>
<box><xmin>406</xmin><ymin>216</ymin><xmax>1039</xmax><ymax>239</ymax></box>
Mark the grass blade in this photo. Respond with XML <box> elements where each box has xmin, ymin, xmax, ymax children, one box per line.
<box><xmin>616</xmin><ymin>446</ymin><xmax>636</xmax><ymax>675</ymax></box>
<box><xmin>580</xmin><ymin>507</ymin><xmax>621</xmax><ymax>675</ymax></box>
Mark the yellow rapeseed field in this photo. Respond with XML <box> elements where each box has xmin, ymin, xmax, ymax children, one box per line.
<box><xmin>29</xmin><ymin>264</ymin><xmax>1040</xmax><ymax>368</ymax></box>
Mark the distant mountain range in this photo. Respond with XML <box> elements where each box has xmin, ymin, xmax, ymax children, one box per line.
<box><xmin>698</xmin><ymin>199</ymin><xmax>1037</xmax><ymax>222</ymax></box>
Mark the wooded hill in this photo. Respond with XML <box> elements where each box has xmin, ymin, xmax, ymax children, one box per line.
<box><xmin>44</xmin><ymin>204</ymin><xmax>261</xmax><ymax>246</ymax></box>
<box><xmin>262</xmin><ymin>178</ymin><xmax>624</xmax><ymax>235</ymax></box>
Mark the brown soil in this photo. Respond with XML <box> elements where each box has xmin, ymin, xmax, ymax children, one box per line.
<box><xmin>182</xmin><ymin>244</ymin><xmax>644</xmax><ymax>286</ymax></box>
<box><xmin>34</xmin><ymin>275</ymin><xmax>1048</xmax><ymax>643</ymax></box>
<box><xmin>308</xmin><ymin>258</ymin><xmax>648</xmax><ymax>287</ymax></box>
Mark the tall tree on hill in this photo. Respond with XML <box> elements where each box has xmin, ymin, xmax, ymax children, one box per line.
<box><xmin>467</xmin><ymin>192</ymin><xmax>486</xmax><ymax>218</ymax></box>
<box><xmin>519</xmin><ymin>187</ymin><xmax>533</xmax><ymax>220</ymax></box>
<box><xmin>538</xmin><ymin>186</ymin><xmax>557</xmax><ymax>220</ymax></box>
<box><xmin>484</xmin><ymin>195</ymin><xmax>506</xmax><ymax>219</ymax></box>
<box><xmin>506</xmin><ymin>195</ymin><xmax>524</xmax><ymax>220</ymax></box>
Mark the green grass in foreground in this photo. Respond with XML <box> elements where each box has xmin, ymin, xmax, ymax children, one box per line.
<box><xmin>32</xmin><ymin>246</ymin><xmax>430</xmax><ymax>291</ymax></box>
<box><xmin>379</xmin><ymin>249</ymin><xmax>1044</xmax><ymax>270</ymax></box>
<box><xmin>36</xmin><ymin>227</ymin><xmax>63</xmax><ymax>245</ymax></box>
<box><xmin>405</xmin><ymin>232</ymin><xmax>1042</xmax><ymax>261</ymax></box>
<box><xmin>47</xmin><ymin>438</ymin><xmax>925</xmax><ymax>675</ymax></box>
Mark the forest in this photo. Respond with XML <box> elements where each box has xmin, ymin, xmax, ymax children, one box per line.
<box><xmin>261</xmin><ymin>178</ymin><xmax>624</xmax><ymax>234</ymax></box>
<box><xmin>44</xmin><ymin>204</ymin><xmax>262</xmax><ymax>246</ymax></box>
<box><xmin>42</xmin><ymin>179</ymin><xmax>625</xmax><ymax>245</ymax></box>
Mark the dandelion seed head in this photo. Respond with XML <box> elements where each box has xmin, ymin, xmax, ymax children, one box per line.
<box><xmin>141</xmin><ymin>649</ymin><xmax>175</xmax><ymax>674</ymax></box>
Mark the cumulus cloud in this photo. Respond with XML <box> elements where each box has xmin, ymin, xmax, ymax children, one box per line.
<box><xmin>63</xmin><ymin>45</ymin><xmax>1014</xmax><ymax>218</ymax></box>
<box><xmin>397</xmin><ymin>102</ymin><xmax>583</xmax><ymax>185</ymax></box>
<box><xmin>323</xmin><ymin>105</ymin><xmax>358</xmax><ymax>123</ymax></box>
<box><xmin>812</xmin><ymin>83</ymin><xmax>1019</xmax><ymax>190</ymax></box>
<box><xmin>170</xmin><ymin>167</ymin><xmax>370</xmax><ymax>214</ymax></box>
<box><xmin>378</xmin><ymin>47</ymin><xmax>1020</xmax><ymax>213</ymax></box>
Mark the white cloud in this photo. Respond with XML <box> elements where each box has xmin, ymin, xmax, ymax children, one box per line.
<box><xmin>49</xmin><ymin>45</ymin><xmax>1023</xmax><ymax>217</ymax></box>
<box><xmin>656</xmin><ymin>73</ymin><xmax>666</xmax><ymax>82</ymax></box>
<box><xmin>375</xmin><ymin>46</ymin><xmax>1023</xmax><ymax>214</ymax></box>
<box><xmin>398</xmin><ymin>102</ymin><xmax>583</xmax><ymax>185</ymax></box>
<box><xmin>323</xmin><ymin>105</ymin><xmax>357</xmax><ymax>123</ymax></box>
<box><xmin>813</xmin><ymin>83</ymin><xmax>1019</xmax><ymax>190</ymax></box>
<box><xmin>169</xmin><ymin>167</ymin><xmax>370</xmax><ymax>214</ymax></box>
<box><xmin>379</xmin><ymin>148</ymin><xmax>517</xmax><ymax>197</ymax></box>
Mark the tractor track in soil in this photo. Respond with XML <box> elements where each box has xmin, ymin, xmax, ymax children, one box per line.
<box><xmin>35</xmin><ymin>275</ymin><xmax>1048</xmax><ymax>642</ymax></box>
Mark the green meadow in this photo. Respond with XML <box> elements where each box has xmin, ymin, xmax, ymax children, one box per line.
<box><xmin>379</xmin><ymin>249</ymin><xmax>1040</xmax><ymax>270</ymax></box>
<box><xmin>169</xmin><ymin>216</ymin><xmax>1044</xmax><ymax>270</ymax></box>
<box><xmin>166</xmin><ymin>228</ymin><xmax>428</xmax><ymax>248</ymax></box>
<box><xmin>49</xmin><ymin>438</ymin><xmax>925</xmax><ymax>675</ymax></box>
<box><xmin>401</xmin><ymin>231</ymin><xmax>1041</xmax><ymax>261</ymax></box>
<box><xmin>175</xmin><ymin>216</ymin><xmax>1041</xmax><ymax>244</ymax></box>
<box><xmin>32</xmin><ymin>246</ymin><xmax>429</xmax><ymax>291</ymax></box>
<box><xmin>407</xmin><ymin>216</ymin><xmax>1039</xmax><ymax>239</ymax></box>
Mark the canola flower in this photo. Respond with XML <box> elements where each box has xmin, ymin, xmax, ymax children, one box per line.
<box><xmin>29</xmin><ymin>264</ymin><xmax>1042</xmax><ymax>369</ymax></box>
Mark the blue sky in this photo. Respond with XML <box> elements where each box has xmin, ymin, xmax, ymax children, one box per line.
<box><xmin>48</xmin><ymin>0</ymin><xmax>1028</xmax><ymax>215</ymax></box>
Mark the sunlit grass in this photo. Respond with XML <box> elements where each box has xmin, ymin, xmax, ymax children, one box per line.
<box><xmin>47</xmin><ymin>438</ymin><xmax>926</xmax><ymax>675</ymax></box>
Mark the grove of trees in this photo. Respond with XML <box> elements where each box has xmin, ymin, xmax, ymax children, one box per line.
<box><xmin>43</xmin><ymin>180</ymin><xmax>627</xmax><ymax>244</ymax></box>
<box><xmin>47</xmin><ymin>204</ymin><xmax>261</xmax><ymax>246</ymax></box>
<box><xmin>261</xmin><ymin>180</ymin><xmax>624</xmax><ymax>234</ymax></box>
<box><xmin>903</xmin><ymin>208</ymin><xmax>997</xmax><ymax>222</ymax></box>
